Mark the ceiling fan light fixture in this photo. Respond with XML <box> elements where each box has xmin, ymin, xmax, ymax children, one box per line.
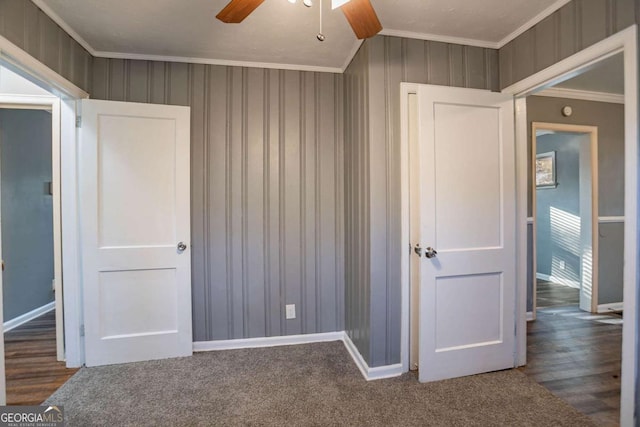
<box><xmin>331</xmin><ymin>0</ymin><xmax>351</xmax><ymax>9</ymax></box>
<box><xmin>303</xmin><ymin>0</ymin><xmax>313</xmax><ymax>6</ymax></box>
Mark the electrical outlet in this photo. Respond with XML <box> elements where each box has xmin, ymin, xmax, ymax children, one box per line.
<box><xmin>285</xmin><ymin>304</ymin><xmax>296</xmax><ymax>319</ymax></box>
<box><xmin>559</xmin><ymin>260</ymin><xmax>566</xmax><ymax>270</ymax></box>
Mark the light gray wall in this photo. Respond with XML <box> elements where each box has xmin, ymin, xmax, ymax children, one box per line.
<box><xmin>499</xmin><ymin>0</ymin><xmax>635</xmax><ymax>89</ymax></box>
<box><xmin>344</xmin><ymin>42</ymin><xmax>371</xmax><ymax>363</ymax></box>
<box><xmin>0</xmin><ymin>109</ymin><xmax>54</xmax><ymax>321</ymax></box>
<box><xmin>344</xmin><ymin>35</ymin><xmax>499</xmax><ymax>367</ymax></box>
<box><xmin>0</xmin><ymin>0</ymin><xmax>92</xmax><ymax>93</ymax></box>
<box><xmin>92</xmin><ymin>59</ymin><xmax>345</xmax><ymax>341</ymax></box>
<box><xmin>536</xmin><ymin>133</ymin><xmax>582</xmax><ymax>284</ymax></box>
<box><xmin>526</xmin><ymin>96</ymin><xmax>625</xmax><ymax>307</ymax></box>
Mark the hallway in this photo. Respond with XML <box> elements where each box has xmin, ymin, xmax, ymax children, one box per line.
<box><xmin>4</xmin><ymin>311</ymin><xmax>78</xmax><ymax>405</ymax></box>
<box><xmin>523</xmin><ymin>306</ymin><xmax>622</xmax><ymax>426</ymax></box>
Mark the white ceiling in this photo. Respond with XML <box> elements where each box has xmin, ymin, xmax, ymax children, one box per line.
<box><xmin>36</xmin><ymin>0</ymin><xmax>569</xmax><ymax>72</ymax></box>
<box><xmin>555</xmin><ymin>53</ymin><xmax>624</xmax><ymax>95</ymax></box>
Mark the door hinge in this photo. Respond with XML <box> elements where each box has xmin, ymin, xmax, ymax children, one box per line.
<box><xmin>76</xmin><ymin>116</ymin><xmax>82</xmax><ymax>128</ymax></box>
<box><xmin>80</xmin><ymin>324</ymin><xmax>85</xmax><ymax>337</ymax></box>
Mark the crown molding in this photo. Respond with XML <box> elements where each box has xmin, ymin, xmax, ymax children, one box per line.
<box><xmin>378</xmin><ymin>29</ymin><xmax>499</xmax><ymax>49</ymax></box>
<box><xmin>32</xmin><ymin>0</ymin><xmax>96</xmax><ymax>55</ymax></box>
<box><xmin>534</xmin><ymin>87</ymin><xmax>624</xmax><ymax>104</ymax></box>
<box><xmin>93</xmin><ymin>51</ymin><xmax>343</xmax><ymax>73</ymax></box>
<box><xmin>496</xmin><ymin>0</ymin><xmax>573</xmax><ymax>48</ymax></box>
<box><xmin>33</xmin><ymin>0</ymin><xmax>573</xmax><ymax>73</ymax></box>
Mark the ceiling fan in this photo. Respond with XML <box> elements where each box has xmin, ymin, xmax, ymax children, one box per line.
<box><xmin>216</xmin><ymin>0</ymin><xmax>382</xmax><ymax>39</ymax></box>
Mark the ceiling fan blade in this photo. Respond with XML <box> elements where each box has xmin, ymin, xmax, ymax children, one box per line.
<box><xmin>340</xmin><ymin>0</ymin><xmax>382</xmax><ymax>39</ymax></box>
<box><xmin>216</xmin><ymin>0</ymin><xmax>266</xmax><ymax>23</ymax></box>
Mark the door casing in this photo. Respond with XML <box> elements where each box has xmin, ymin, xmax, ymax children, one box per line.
<box><xmin>400</xmin><ymin>24</ymin><xmax>638</xmax><ymax>425</ymax></box>
<box><xmin>531</xmin><ymin>122</ymin><xmax>599</xmax><ymax>317</ymax></box>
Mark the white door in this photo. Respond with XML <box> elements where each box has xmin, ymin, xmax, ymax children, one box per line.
<box><xmin>79</xmin><ymin>99</ymin><xmax>192</xmax><ymax>367</ymax></box>
<box><xmin>417</xmin><ymin>85</ymin><xmax>516</xmax><ymax>382</ymax></box>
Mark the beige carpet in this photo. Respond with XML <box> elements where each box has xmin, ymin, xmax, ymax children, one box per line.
<box><xmin>46</xmin><ymin>341</ymin><xmax>594</xmax><ymax>426</ymax></box>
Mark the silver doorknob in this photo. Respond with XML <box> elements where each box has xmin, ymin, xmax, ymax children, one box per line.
<box><xmin>425</xmin><ymin>247</ymin><xmax>438</xmax><ymax>259</ymax></box>
<box><xmin>177</xmin><ymin>242</ymin><xmax>187</xmax><ymax>252</ymax></box>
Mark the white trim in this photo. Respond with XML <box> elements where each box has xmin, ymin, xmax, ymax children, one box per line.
<box><xmin>60</xmin><ymin>99</ymin><xmax>83</xmax><ymax>368</ymax></box>
<box><xmin>3</xmin><ymin>302</ymin><xmax>55</xmax><ymax>333</ymax></box>
<box><xmin>33</xmin><ymin>0</ymin><xmax>569</xmax><ymax>72</ymax></box>
<box><xmin>0</xmin><ymin>94</ymin><xmax>55</xmax><ymax>105</ymax></box>
<box><xmin>536</xmin><ymin>273</ymin><xmax>580</xmax><ymax>289</ymax></box>
<box><xmin>526</xmin><ymin>312</ymin><xmax>535</xmax><ymax>321</ymax></box>
<box><xmin>31</xmin><ymin>1</ymin><xmax>95</xmax><ymax>55</ymax></box>
<box><xmin>620</xmin><ymin>26</ymin><xmax>638</xmax><ymax>426</ymax></box>
<box><xmin>342</xmin><ymin>333</ymin><xmax>403</xmax><ymax>381</ymax></box>
<box><xmin>504</xmin><ymin>25</ymin><xmax>638</xmax><ymax>427</ymax></box>
<box><xmin>193</xmin><ymin>332</ymin><xmax>344</xmax><ymax>352</ymax></box>
<box><xmin>0</xmin><ymin>95</ymin><xmax>65</xmax><ymax>363</ymax></box>
<box><xmin>515</xmin><ymin>98</ymin><xmax>529</xmax><ymax>364</ymax></box>
<box><xmin>496</xmin><ymin>0</ymin><xmax>573</xmax><ymax>48</ymax></box>
<box><xmin>599</xmin><ymin>216</ymin><xmax>625</xmax><ymax>223</ymax></box>
<box><xmin>531</xmin><ymin>122</ymin><xmax>599</xmax><ymax>313</ymax></box>
<box><xmin>400</xmin><ymin>83</ymin><xmax>420</xmax><ymax>373</ymax></box>
<box><xmin>378</xmin><ymin>29</ymin><xmax>498</xmax><ymax>49</ymax></box>
<box><xmin>502</xmin><ymin>29</ymin><xmax>634</xmax><ymax>96</ymax></box>
<box><xmin>35</xmin><ymin>0</ymin><xmax>344</xmax><ymax>73</ymax></box>
<box><xmin>535</xmin><ymin>87</ymin><xmax>624</xmax><ymax>104</ymax></box>
<box><xmin>0</xmin><ymin>35</ymin><xmax>88</xmax><ymax>99</ymax></box>
<box><xmin>597</xmin><ymin>302</ymin><xmax>624</xmax><ymax>314</ymax></box>
<box><xmin>93</xmin><ymin>51</ymin><xmax>343</xmax><ymax>74</ymax></box>
<box><xmin>51</xmin><ymin>99</ymin><xmax>64</xmax><ymax>362</ymax></box>
<box><xmin>194</xmin><ymin>332</ymin><xmax>403</xmax><ymax>381</ymax></box>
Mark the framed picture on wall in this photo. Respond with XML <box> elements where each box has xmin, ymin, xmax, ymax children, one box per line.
<box><xmin>536</xmin><ymin>151</ymin><xmax>557</xmax><ymax>188</ymax></box>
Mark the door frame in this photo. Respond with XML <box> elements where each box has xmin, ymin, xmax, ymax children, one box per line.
<box><xmin>0</xmin><ymin>32</ymin><xmax>89</xmax><ymax>377</ymax></box>
<box><xmin>401</xmin><ymin>24</ymin><xmax>638</xmax><ymax>425</ymax></box>
<box><xmin>503</xmin><ymin>25</ymin><xmax>638</xmax><ymax>426</ymax></box>
<box><xmin>0</xmin><ymin>96</ymin><xmax>64</xmax><ymax>362</ymax></box>
<box><xmin>530</xmin><ymin>122</ymin><xmax>599</xmax><ymax>317</ymax></box>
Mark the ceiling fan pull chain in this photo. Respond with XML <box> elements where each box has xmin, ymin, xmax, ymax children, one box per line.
<box><xmin>317</xmin><ymin>0</ymin><xmax>326</xmax><ymax>41</ymax></box>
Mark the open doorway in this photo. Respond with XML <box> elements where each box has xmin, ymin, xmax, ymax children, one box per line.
<box><xmin>532</xmin><ymin>123</ymin><xmax>598</xmax><ymax>314</ymax></box>
<box><xmin>0</xmin><ymin>66</ymin><xmax>77</xmax><ymax>404</ymax></box>
<box><xmin>523</xmin><ymin>53</ymin><xmax>625</xmax><ymax>426</ymax></box>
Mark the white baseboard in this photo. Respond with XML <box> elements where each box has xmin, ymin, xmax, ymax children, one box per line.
<box><xmin>193</xmin><ymin>330</ymin><xmax>404</xmax><ymax>382</ymax></box>
<box><xmin>193</xmin><ymin>331</ymin><xmax>344</xmax><ymax>352</ymax></box>
<box><xmin>526</xmin><ymin>311</ymin><xmax>535</xmax><ymax>321</ymax></box>
<box><xmin>342</xmin><ymin>332</ymin><xmax>403</xmax><ymax>381</ymax></box>
<box><xmin>536</xmin><ymin>273</ymin><xmax>580</xmax><ymax>289</ymax></box>
<box><xmin>3</xmin><ymin>301</ymin><xmax>55</xmax><ymax>333</ymax></box>
<box><xmin>597</xmin><ymin>302</ymin><xmax>624</xmax><ymax>313</ymax></box>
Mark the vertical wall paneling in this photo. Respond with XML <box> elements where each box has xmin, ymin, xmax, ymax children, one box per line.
<box><xmin>344</xmin><ymin>43</ymin><xmax>371</xmax><ymax>364</ymax></box>
<box><xmin>344</xmin><ymin>35</ymin><xmax>499</xmax><ymax>367</ymax></box>
<box><xmin>91</xmin><ymin>59</ymin><xmax>345</xmax><ymax>341</ymax></box>
<box><xmin>499</xmin><ymin>0</ymin><xmax>636</xmax><ymax>89</ymax></box>
<box><xmin>0</xmin><ymin>0</ymin><xmax>93</xmax><ymax>93</ymax></box>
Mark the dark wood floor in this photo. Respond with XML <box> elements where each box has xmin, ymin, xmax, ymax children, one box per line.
<box><xmin>4</xmin><ymin>311</ymin><xmax>79</xmax><ymax>405</ymax></box>
<box><xmin>523</xmin><ymin>305</ymin><xmax>622</xmax><ymax>426</ymax></box>
<box><xmin>537</xmin><ymin>279</ymin><xmax>580</xmax><ymax>308</ymax></box>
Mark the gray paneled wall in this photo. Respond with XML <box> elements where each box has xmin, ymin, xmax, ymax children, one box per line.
<box><xmin>344</xmin><ymin>35</ymin><xmax>499</xmax><ymax>367</ymax></box>
<box><xmin>344</xmin><ymin>43</ymin><xmax>371</xmax><ymax>364</ymax></box>
<box><xmin>0</xmin><ymin>0</ymin><xmax>92</xmax><ymax>93</ymax></box>
<box><xmin>92</xmin><ymin>59</ymin><xmax>345</xmax><ymax>341</ymax></box>
<box><xmin>500</xmin><ymin>0</ymin><xmax>636</xmax><ymax>89</ymax></box>
<box><xmin>526</xmin><ymin>96</ymin><xmax>625</xmax><ymax>306</ymax></box>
